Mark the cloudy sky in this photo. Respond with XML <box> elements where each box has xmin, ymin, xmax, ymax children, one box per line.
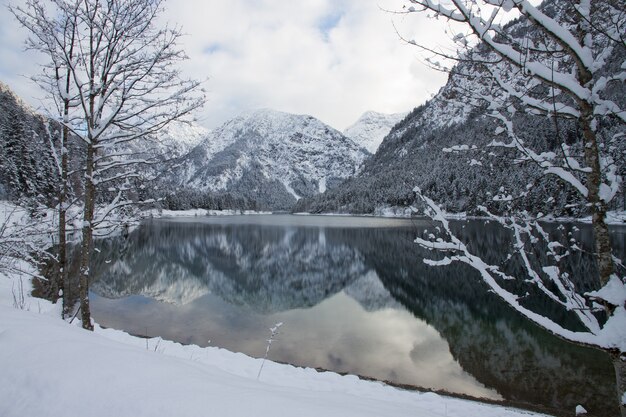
<box><xmin>0</xmin><ymin>0</ymin><xmax>452</xmax><ymax>130</ymax></box>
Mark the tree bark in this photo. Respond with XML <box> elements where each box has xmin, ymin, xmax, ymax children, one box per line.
<box><xmin>79</xmin><ymin>142</ymin><xmax>95</xmax><ymax>331</ymax></box>
<box><xmin>60</xmin><ymin>21</ymin><xmax>75</xmax><ymax>319</ymax></box>
<box><xmin>613</xmin><ymin>352</ymin><xmax>626</xmax><ymax>417</ymax></box>
<box><xmin>579</xmin><ymin>100</ymin><xmax>614</xmax><ymax>287</ymax></box>
<box><xmin>59</xmin><ymin>125</ymin><xmax>68</xmax><ymax>317</ymax></box>
<box><xmin>572</xmin><ymin>3</ymin><xmax>614</xmax><ymax>288</ymax></box>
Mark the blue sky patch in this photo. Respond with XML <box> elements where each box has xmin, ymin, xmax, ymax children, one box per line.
<box><xmin>318</xmin><ymin>11</ymin><xmax>343</xmax><ymax>40</ymax></box>
<box><xmin>203</xmin><ymin>43</ymin><xmax>222</xmax><ymax>55</ymax></box>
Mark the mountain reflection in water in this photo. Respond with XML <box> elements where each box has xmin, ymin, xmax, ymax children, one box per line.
<box><xmin>88</xmin><ymin>215</ymin><xmax>622</xmax><ymax>416</ymax></box>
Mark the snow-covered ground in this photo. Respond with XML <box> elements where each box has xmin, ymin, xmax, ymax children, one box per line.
<box><xmin>551</xmin><ymin>210</ymin><xmax>626</xmax><ymax>225</ymax></box>
<box><xmin>298</xmin><ymin>207</ymin><xmax>626</xmax><ymax>224</ymax></box>
<box><xmin>0</xmin><ymin>255</ymin><xmax>552</xmax><ymax>417</ymax></box>
<box><xmin>144</xmin><ymin>208</ymin><xmax>273</xmax><ymax>218</ymax></box>
<box><xmin>0</xmin><ymin>305</ymin><xmax>553</xmax><ymax>417</ymax></box>
<box><xmin>371</xmin><ymin>204</ymin><xmax>626</xmax><ymax>224</ymax></box>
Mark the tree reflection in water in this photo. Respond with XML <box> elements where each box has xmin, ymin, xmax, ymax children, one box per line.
<box><xmin>86</xmin><ymin>215</ymin><xmax>623</xmax><ymax>416</ymax></box>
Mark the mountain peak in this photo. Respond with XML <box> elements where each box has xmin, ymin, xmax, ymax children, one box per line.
<box><xmin>231</xmin><ymin>108</ymin><xmax>342</xmax><ymax>139</ymax></box>
<box><xmin>156</xmin><ymin>120</ymin><xmax>210</xmax><ymax>157</ymax></box>
<box><xmin>343</xmin><ymin>111</ymin><xmax>407</xmax><ymax>154</ymax></box>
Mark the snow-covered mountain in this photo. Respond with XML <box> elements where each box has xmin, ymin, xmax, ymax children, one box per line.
<box><xmin>175</xmin><ymin>109</ymin><xmax>368</xmax><ymax>210</ymax></box>
<box><xmin>343</xmin><ymin>111</ymin><xmax>406</xmax><ymax>154</ymax></box>
<box><xmin>0</xmin><ymin>81</ymin><xmax>370</xmax><ymax>212</ymax></box>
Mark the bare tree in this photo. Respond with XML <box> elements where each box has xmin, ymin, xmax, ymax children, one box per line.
<box><xmin>397</xmin><ymin>0</ymin><xmax>625</xmax><ymax>414</ymax></box>
<box><xmin>12</xmin><ymin>0</ymin><xmax>205</xmax><ymax>330</ymax></box>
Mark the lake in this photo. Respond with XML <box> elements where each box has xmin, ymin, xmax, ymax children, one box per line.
<box><xmin>87</xmin><ymin>214</ymin><xmax>624</xmax><ymax>416</ymax></box>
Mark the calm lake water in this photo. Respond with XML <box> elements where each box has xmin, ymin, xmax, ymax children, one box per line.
<box><xmin>88</xmin><ymin>215</ymin><xmax>624</xmax><ymax>416</ymax></box>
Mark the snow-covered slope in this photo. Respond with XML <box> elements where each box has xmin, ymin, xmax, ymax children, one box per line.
<box><xmin>343</xmin><ymin>111</ymin><xmax>406</xmax><ymax>154</ymax></box>
<box><xmin>154</xmin><ymin>120</ymin><xmax>209</xmax><ymax>158</ymax></box>
<box><xmin>178</xmin><ymin>109</ymin><xmax>368</xmax><ymax>210</ymax></box>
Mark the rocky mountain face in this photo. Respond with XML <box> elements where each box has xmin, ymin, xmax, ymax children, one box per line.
<box><xmin>0</xmin><ymin>82</ymin><xmax>370</xmax><ymax>213</ymax></box>
<box><xmin>165</xmin><ymin>109</ymin><xmax>368</xmax><ymax>211</ymax></box>
<box><xmin>296</xmin><ymin>101</ymin><xmax>564</xmax><ymax>215</ymax></box>
<box><xmin>343</xmin><ymin>111</ymin><xmax>407</xmax><ymax>154</ymax></box>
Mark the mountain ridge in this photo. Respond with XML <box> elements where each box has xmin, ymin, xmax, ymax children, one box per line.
<box><xmin>166</xmin><ymin>108</ymin><xmax>369</xmax><ymax>210</ymax></box>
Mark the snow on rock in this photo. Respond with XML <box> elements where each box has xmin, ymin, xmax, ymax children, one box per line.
<box><xmin>575</xmin><ymin>404</ymin><xmax>588</xmax><ymax>415</ymax></box>
<box><xmin>387</xmin><ymin>81</ymin><xmax>474</xmax><ymax>144</ymax></box>
<box><xmin>318</xmin><ymin>177</ymin><xmax>327</xmax><ymax>193</ymax></box>
<box><xmin>585</xmin><ymin>275</ymin><xmax>626</xmax><ymax>307</ymax></box>
<box><xmin>343</xmin><ymin>110</ymin><xmax>407</xmax><ymax>154</ymax></box>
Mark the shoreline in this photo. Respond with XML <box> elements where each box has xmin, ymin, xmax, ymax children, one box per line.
<box><xmin>112</xmin><ymin>324</ymin><xmax>562</xmax><ymax>417</ymax></box>
<box><xmin>146</xmin><ymin>206</ymin><xmax>626</xmax><ymax>226</ymax></box>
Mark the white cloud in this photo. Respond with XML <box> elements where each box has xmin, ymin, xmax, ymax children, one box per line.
<box><xmin>1</xmin><ymin>0</ymin><xmax>451</xmax><ymax>130</ymax></box>
<box><xmin>165</xmin><ymin>0</ymin><xmax>452</xmax><ymax>129</ymax></box>
<box><xmin>0</xmin><ymin>0</ymin><xmax>49</xmax><ymax>110</ymax></box>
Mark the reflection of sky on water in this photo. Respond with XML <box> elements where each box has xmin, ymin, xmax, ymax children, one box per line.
<box><xmin>92</xmin><ymin>280</ymin><xmax>499</xmax><ymax>400</ymax></box>
<box><xmin>87</xmin><ymin>215</ymin><xmax>620</xmax><ymax>416</ymax></box>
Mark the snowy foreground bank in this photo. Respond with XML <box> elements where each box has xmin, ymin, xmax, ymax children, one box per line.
<box><xmin>0</xmin><ymin>274</ymin><xmax>550</xmax><ymax>417</ymax></box>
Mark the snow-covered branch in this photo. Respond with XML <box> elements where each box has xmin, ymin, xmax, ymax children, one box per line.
<box><xmin>413</xmin><ymin>187</ymin><xmax>626</xmax><ymax>353</ymax></box>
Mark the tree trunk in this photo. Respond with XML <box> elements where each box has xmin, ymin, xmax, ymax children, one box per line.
<box><xmin>79</xmin><ymin>142</ymin><xmax>95</xmax><ymax>331</ymax></box>
<box><xmin>572</xmin><ymin>5</ymin><xmax>614</xmax><ymax>288</ymax></box>
<box><xmin>60</xmin><ymin>35</ymin><xmax>73</xmax><ymax>317</ymax></box>
<box><xmin>59</xmin><ymin>134</ymin><xmax>68</xmax><ymax>318</ymax></box>
<box><xmin>579</xmin><ymin>100</ymin><xmax>614</xmax><ymax>287</ymax></box>
<box><xmin>613</xmin><ymin>352</ymin><xmax>626</xmax><ymax>417</ymax></box>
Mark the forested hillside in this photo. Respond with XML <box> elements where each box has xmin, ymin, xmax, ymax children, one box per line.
<box><xmin>0</xmin><ymin>82</ymin><xmax>68</xmax><ymax>205</ymax></box>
